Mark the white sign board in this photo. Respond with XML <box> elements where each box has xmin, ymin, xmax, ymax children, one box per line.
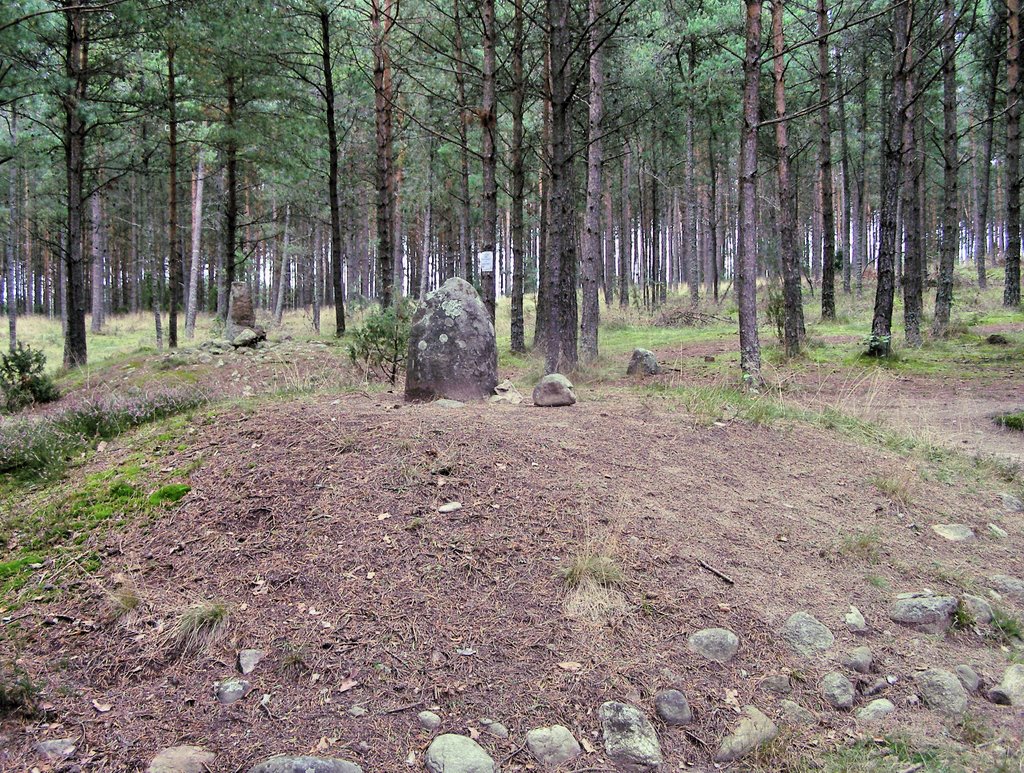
<box><xmin>478</xmin><ymin>250</ymin><xmax>494</xmax><ymax>273</ymax></box>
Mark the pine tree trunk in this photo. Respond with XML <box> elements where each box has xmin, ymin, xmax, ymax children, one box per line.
<box><xmin>1007</xmin><ymin>0</ymin><xmax>1022</xmax><ymax>305</ymax></box>
<box><xmin>454</xmin><ymin>0</ymin><xmax>471</xmax><ymax>282</ymax></box>
<box><xmin>901</xmin><ymin>73</ymin><xmax>923</xmax><ymax>347</ymax></box>
<box><xmin>738</xmin><ymin>0</ymin><xmax>763</xmax><ymax>381</ymax></box>
<box><xmin>321</xmin><ymin>9</ymin><xmax>346</xmax><ymax>333</ymax></box>
<box><xmin>836</xmin><ymin>42</ymin><xmax>853</xmax><ymax>294</ymax></box>
<box><xmin>185</xmin><ymin>150</ymin><xmax>204</xmax><ymax>339</ymax></box>
<box><xmin>510</xmin><ymin>0</ymin><xmax>526</xmax><ymax>352</ymax></box>
<box><xmin>372</xmin><ymin>0</ymin><xmax>395</xmax><ymax>308</ymax></box>
<box><xmin>5</xmin><ymin>113</ymin><xmax>16</xmax><ymax>351</ymax></box>
<box><xmin>817</xmin><ymin>0</ymin><xmax>836</xmax><ymax>319</ymax></box>
<box><xmin>480</xmin><ymin>0</ymin><xmax>497</xmax><ymax>319</ymax></box>
<box><xmin>221</xmin><ymin>75</ymin><xmax>238</xmax><ymax>318</ymax></box>
<box><xmin>580</xmin><ymin>0</ymin><xmax>604</xmax><ymax>361</ymax></box>
<box><xmin>619</xmin><ymin>144</ymin><xmax>631</xmax><ymax>307</ymax></box>
<box><xmin>975</xmin><ymin>8</ymin><xmax>1001</xmax><ymax>289</ymax></box>
<box><xmin>167</xmin><ymin>43</ymin><xmax>180</xmax><ymax>347</ymax></box>
<box><xmin>933</xmin><ymin>0</ymin><xmax>959</xmax><ymax>336</ymax></box>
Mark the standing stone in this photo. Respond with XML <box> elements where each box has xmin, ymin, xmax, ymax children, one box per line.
<box><xmin>654</xmin><ymin>689</ymin><xmax>692</xmax><ymax>725</ymax></box>
<box><xmin>627</xmin><ymin>349</ymin><xmax>661</xmax><ymax>376</ymax></box>
<box><xmin>405</xmin><ymin>278</ymin><xmax>498</xmax><ymax>403</ymax></box>
<box><xmin>249</xmin><ymin>757</ymin><xmax>362</xmax><ymax>773</ymax></box>
<box><xmin>598</xmin><ymin>701</ymin><xmax>663</xmax><ymax>770</ymax></box>
<box><xmin>821</xmin><ymin>672</ymin><xmax>855</xmax><ymax>710</ymax></box>
<box><xmin>781</xmin><ymin>612</ymin><xmax>834</xmax><ymax>657</ymax></box>
<box><xmin>687</xmin><ymin>627</ymin><xmax>739</xmax><ymax>663</ymax></box>
<box><xmin>714</xmin><ymin>706</ymin><xmax>778</xmax><ymax>762</ymax></box>
<box><xmin>424</xmin><ymin>734</ymin><xmax>495</xmax><ymax>773</ymax></box>
<box><xmin>149</xmin><ymin>746</ymin><xmax>217</xmax><ymax>773</ymax></box>
<box><xmin>888</xmin><ymin>593</ymin><xmax>958</xmax><ymax>634</ymax></box>
<box><xmin>532</xmin><ymin>373</ymin><xmax>577</xmax><ymax>407</ymax></box>
<box><xmin>525</xmin><ymin>725</ymin><xmax>582</xmax><ymax>768</ymax></box>
<box><xmin>226</xmin><ymin>282</ymin><xmax>264</xmax><ymax>344</ymax></box>
<box><xmin>917</xmin><ymin>668</ymin><xmax>968</xmax><ymax>715</ymax></box>
<box><xmin>988</xmin><ymin>664</ymin><xmax>1024</xmax><ymax>705</ymax></box>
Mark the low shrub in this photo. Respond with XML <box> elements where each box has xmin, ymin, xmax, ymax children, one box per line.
<box><xmin>347</xmin><ymin>302</ymin><xmax>414</xmax><ymax>385</ymax></box>
<box><xmin>0</xmin><ymin>343</ymin><xmax>59</xmax><ymax>413</ymax></box>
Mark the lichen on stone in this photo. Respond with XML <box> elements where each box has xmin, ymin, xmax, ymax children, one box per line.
<box><xmin>441</xmin><ymin>299</ymin><xmax>464</xmax><ymax>318</ymax></box>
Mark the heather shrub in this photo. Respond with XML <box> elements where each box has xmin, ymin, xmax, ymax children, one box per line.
<box><xmin>0</xmin><ymin>343</ymin><xmax>59</xmax><ymax>413</ymax></box>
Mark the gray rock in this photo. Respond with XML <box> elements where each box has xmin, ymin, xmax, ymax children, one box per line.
<box><xmin>781</xmin><ymin>611</ymin><xmax>835</xmax><ymax>657</ymax></box>
<box><xmin>931</xmin><ymin>523</ymin><xmax>974</xmax><ymax>541</ymax></box>
<box><xmin>249</xmin><ymin>756</ymin><xmax>362</xmax><ymax>773</ymax></box>
<box><xmin>1001</xmin><ymin>493</ymin><xmax>1024</xmax><ymax>512</ymax></box>
<box><xmin>687</xmin><ymin>627</ymin><xmax>739</xmax><ymax>663</ymax></box>
<box><xmin>36</xmin><ymin>738</ymin><xmax>77</xmax><ymax>761</ymax></box>
<box><xmin>888</xmin><ymin>593</ymin><xmax>958</xmax><ymax>634</ymax></box>
<box><xmin>149</xmin><ymin>746</ymin><xmax>217</xmax><ymax>773</ymax></box>
<box><xmin>214</xmin><ymin>677</ymin><xmax>251</xmax><ymax>705</ymax></box>
<box><xmin>238</xmin><ymin>649</ymin><xmax>265</xmax><ymax>675</ymax></box>
<box><xmin>627</xmin><ymin>349</ymin><xmax>661</xmax><ymax>376</ymax></box>
<box><xmin>489</xmin><ymin>380</ymin><xmax>522</xmax><ymax>406</ymax></box>
<box><xmin>955</xmin><ymin>665</ymin><xmax>981</xmax><ymax>693</ymax></box>
<box><xmin>917</xmin><ymin>668</ymin><xmax>968</xmax><ymax>715</ymax></box>
<box><xmin>844</xmin><ymin>606</ymin><xmax>868</xmax><ymax>634</ymax></box>
<box><xmin>988</xmin><ymin>523</ymin><xmax>1009</xmax><ymax>539</ymax></box>
<box><xmin>525</xmin><ymin>725</ymin><xmax>582</xmax><ymax>768</ymax></box>
<box><xmin>760</xmin><ymin>674</ymin><xmax>791</xmax><ymax>695</ymax></box>
<box><xmin>842</xmin><ymin>646</ymin><xmax>873</xmax><ymax>674</ymax></box>
<box><xmin>484</xmin><ymin>722</ymin><xmax>508</xmax><ymax>739</ymax></box>
<box><xmin>855</xmin><ymin>699</ymin><xmax>895</xmax><ymax>722</ymax></box>
<box><xmin>232</xmin><ymin>328</ymin><xmax>261</xmax><ymax>348</ymax></box>
<box><xmin>424</xmin><ymin>734</ymin><xmax>495</xmax><ymax>773</ymax></box>
<box><xmin>348</xmin><ymin>705</ymin><xmax>367</xmax><ymax>717</ymax></box>
<box><xmin>777</xmin><ymin>700</ymin><xmax>816</xmax><ymax>726</ymax></box>
<box><xmin>988</xmin><ymin>664</ymin><xmax>1024</xmax><ymax>705</ymax></box>
<box><xmin>435</xmin><ymin>399</ymin><xmax>466</xmax><ymax>409</ymax></box>
<box><xmin>226</xmin><ymin>282</ymin><xmax>257</xmax><ymax>340</ymax></box>
<box><xmin>418</xmin><ymin>710</ymin><xmax>442</xmax><ymax>731</ymax></box>
<box><xmin>532</xmin><ymin>373</ymin><xmax>577</xmax><ymax>407</ymax></box>
<box><xmin>989</xmin><ymin>574</ymin><xmax>1024</xmax><ymax>602</ymax></box>
<box><xmin>599</xmin><ymin>701</ymin><xmax>663</xmax><ymax>771</ymax></box>
<box><xmin>962</xmin><ymin>594</ymin><xmax>994</xmax><ymax>625</ymax></box>
<box><xmin>822</xmin><ymin>672</ymin><xmax>855</xmax><ymax>710</ymax></box>
<box><xmin>714</xmin><ymin>705</ymin><xmax>778</xmax><ymax>762</ymax></box>
<box><xmin>654</xmin><ymin>689</ymin><xmax>692</xmax><ymax>725</ymax></box>
<box><xmin>405</xmin><ymin>278</ymin><xmax>498</xmax><ymax>403</ymax></box>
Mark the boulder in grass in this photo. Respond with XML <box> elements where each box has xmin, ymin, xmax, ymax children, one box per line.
<box><xmin>405</xmin><ymin>278</ymin><xmax>498</xmax><ymax>403</ymax></box>
<box><xmin>532</xmin><ymin>373</ymin><xmax>576</xmax><ymax>407</ymax></box>
<box><xmin>627</xmin><ymin>348</ymin><xmax>661</xmax><ymax>376</ymax></box>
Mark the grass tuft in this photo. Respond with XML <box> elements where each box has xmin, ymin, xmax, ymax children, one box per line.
<box><xmin>558</xmin><ymin>553</ymin><xmax>626</xmax><ymax>589</ymax></box>
<box><xmin>870</xmin><ymin>473</ymin><xmax>914</xmax><ymax>511</ymax></box>
<box><xmin>995</xmin><ymin>410</ymin><xmax>1024</xmax><ymax>431</ymax></box>
<box><xmin>0</xmin><ymin>660</ymin><xmax>40</xmax><ymax>718</ymax></box>
<box><xmin>169</xmin><ymin>600</ymin><xmax>230</xmax><ymax>655</ymax></box>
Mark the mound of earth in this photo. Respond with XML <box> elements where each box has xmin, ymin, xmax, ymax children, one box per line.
<box><xmin>2</xmin><ymin>392</ymin><xmax>1022</xmax><ymax>770</ymax></box>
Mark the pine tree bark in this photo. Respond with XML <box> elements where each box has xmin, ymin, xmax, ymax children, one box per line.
<box><xmin>63</xmin><ymin>0</ymin><xmax>89</xmax><ymax>367</ymax></box>
<box><xmin>372</xmin><ymin>0</ymin><xmax>395</xmax><ymax>308</ymax></box>
<box><xmin>89</xmin><ymin>188</ymin><xmax>105</xmax><ymax>333</ymax></box>
<box><xmin>454</xmin><ymin>0</ymin><xmax>471</xmax><ymax>281</ymax></box>
<box><xmin>480</xmin><ymin>0</ymin><xmax>498</xmax><ymax>320</ymax></box>
<box><xmin>321</xmin><ymin>8</ymin><xmax>346</xmax><ymax>333</ymax></box>
<box><xmin>5</xmin><ymin>112</ymin><xmax>16</xmax><ymax>351</ymax></box>
<box><xmin>221</xmin><ymin>74</ymin><xmax>238</xmax><ymax>318</ymax></box>
<box><xmin>836</xmin><ymin>42</ymin><xmax>852</xmax><ymax>294</ymax></box>
<box><xmin>817</xmin><ymin>0</ymin><xmax>836</xmax><ymax>320</ymax></box>
<box><xmin>619</xmin><ymin>144</ymin><xmax>631</xmax><ymax>307</ymax></box>
<box><xmin>580</xmin><ymin>0</ymin><xmax>604</xmax><ymax>361</ymax></box>
<box><xmin>975</xmin><ymin>8</ymin><xmax>1001</xmax><ymax>289</ymax></box>
<box><xmin>185</xmin><ymin>150</ymin><xmax>204</xmax><ymax>339</ymax></box>
<box><xmin>901</xmin><ymin>77</ymin><xmax>923</xmax><ymax>347</ymax></box>
<box><xmin>510</xmin><ymin>0</ymin><xmax>526</xmax><ymax>352</ymax></box>
<box><xmin>1006</xmin><ymin>0</ymin><xmax>1021</xmax><ymax>306</ymax></box>
<box><xmin>771</xmin><ymin>0</ymin><xmax>803</xmax><ymax>358</ymax></box>
<box><xmin>933</xmin><ymin>0</ymin><xmax>958</xmax><ymax>336</ymax></box>
<box><xmin>869</xmin><ymin>0</ymin><xmax>911</xmax><ymax>357</ymax></box>
<box><xmin>167</xmin><ymin>42</ymin><xmax>180</xmax><ymax>347</ymax></box>
<box><xmin>738</xmin><ymin>0</ymin><xmax>763</xmax><ymax>381</ymax></box>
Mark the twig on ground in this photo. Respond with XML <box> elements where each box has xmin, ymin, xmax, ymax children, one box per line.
<box><xmin>697</xmin><ymin>559</ymin><xmax>735</xmax><ymax>585</ymax></box>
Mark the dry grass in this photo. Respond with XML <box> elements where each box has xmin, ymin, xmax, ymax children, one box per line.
<box><xmin>558</xmin><ymin>552</ymin><xmax>626</xmax><ymax>589</ymax></box>
<box><xmin>166</xmin><ymin>600</ymin><xmax>230</xmax><ymax>656</ymax></box>
<box><xmin>563</xmin><ymin>577</ymin><xmax>630</xmax><ymax>624</ymax></box>
<box><xmin>870</xmin><ymin>472</ymin><xmax>915</xmax><ymax>511</ymax></box>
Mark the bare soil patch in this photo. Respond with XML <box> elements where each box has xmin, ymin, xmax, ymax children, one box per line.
<box><xmin>3</xmin><ymin>393</ymin><xmax>1022</xmax><ymax>770</ymax></box>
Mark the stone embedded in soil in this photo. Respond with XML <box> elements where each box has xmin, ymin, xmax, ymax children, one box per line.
<box><xmin>844</xmin><ymin>606</ymin><xmax>868</xmax><ymax>634</ymax></box>
<box><xmin>483</xmin><ymin>721</ymin><xmax>508</xmax><ymax>738</ymax></box>
<box><xmin>687</xmin><ymin>627</ymin><xmax>739</xmax><ymax>663</ymax></box>
<box><xmin>654</xmin><ymin>689</ymin><xmax>693</xmax><ymax>725</ymax></box>
<box><xmin>599</xmin><ymin>701</ymin><xmax>663</xmax><ymax>771</ymax></box>
<box><xmin>963</xmin><ymin>594</ymin><xmax>994</xmax><ymax>625</ymax></box>
<box><xmin>956</xmin><ymin>665</ymin><xmax>981</xmax><ymax>693</ymax></box>
<box><xmin>35</xmin><ymin>738</ymin><xmax>77</xmax><ymax>761</ymax></box>
<box><xmin>988</xmin><ymin>523</ymin><xmax>1009</xmax><ymax>539</ymax></box>
<box><xmin>931</xmin><ymin>523</ymin><xmax>974</xmax><ymax>541</ymax></box>
<box><xmin>532</xmin><ymin>373</ymin><xmax>577</xmax><ymax>407</ymax></box>
<box><xmin>627</xmin><ymin>348</ymin><xmax>661</xmax><ymax>376</ymax></box>
<box><xmin>822</xmin><ymin>672</ymin><xmax>855</xmax><ymax>710</ymax></box>
<box><xmin>917</xmin><ymin>668</ymin><xmax>968</xmax><ymax>715</ymax></box>
<box><xmin>714</xmin><ymin>705</ymin><xmax>779</xmax><ymax>762</ymax></box>
<box><xmin>888</xmin><ymin>593</ymin><xmax>958</xmax><ymax>634</ymax></box>
<box><xmin>214</xmin><ymin>677</ymin><xmax>251</xmax><ymax>705</ymax></box>
<box><xmin>418</xmin><ymin>710</ymin><xmax>442</xmax><ymax>731</ymax></box>
<box><xmin>525</xmin><ymin>725</ymin><xmax>582</xmax><ymax>768</ymax></box>
<box><xmin>856</xmin><ymin>699</ymin><xmax>895</xmax><ymax>722</ymax></box>
<box><xmin>438</xmin><ymin>501</ymin><xmax>463</xmax><ymax>513</ymax></box>
<box><xmin>405</xmin><ymin>277</ymin><xmax>498</xmax><ymax>403</ymax></box>
<box><xmin>778</xmin><ymin>700</ymin><xmax>817</xmax><ymax>726</ymax></box>
<box><xmin>989</xmin><ymin>574</ymin><xmax>1024</xmax><ymax>602</ymax></box>
<box><xmin>238</xmin><ymin>649</ymin><xmax>265</xmax><ymax>675</ymax></box>
<box><xmin>489</xmin><ymin>379</ymin><xmax>523</xmax><ymax>406</ymax></box>
<box><xmin>435</xmin><ymin>399</ymin><xmax>466</xmax><ymax>409</ymax></box>
<box><xmin>248</xmin><ymin>756</ymin><xmax>363</xmax><ymax>773</ymax></box>
<box><xmin>781</xmin><ymin>611</ymin><xmax>834</xmax><ymax>657</ymax></box>
<box><xmin>148</xmin><ymin>746</ymin><xmax>216</xmax><ymax>773</ymax></box>
<box><xmin>347</xmin><ymin>705</ymin><xmax>367</xmax><ymax>717</ymax></box>
<box><xmin>760</xmin><ymin>674</ymin><xmax>792</xmax><ymax>695</ymax></box>
<box><xmin>842</xmin><ymin>646</ymin><xmax>873</xmax><ymax>674</ymax></box>
<box><xmin>1001</xmin><ymin>493</ymin><xmax>1024</xmax><ymax>512</ymax></box>
<box><xmin>988</xmin><ymin>664</ymin><xmax>1024</xmax><ymax>705</ymax></box>
<box><xmin>424</xmin><ymin>734</ymin><xmax>495</xmax><ymax>773</ymax></box>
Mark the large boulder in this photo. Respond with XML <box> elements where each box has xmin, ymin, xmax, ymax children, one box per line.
<box><xmin>598</xmin><ymin>701</ymin><xmax>662</xmax><ymax>770</ymax></box>
<box><xmin>888</xmin><ymin>593</ymin><xmax>958</xmax><ymax>634</ymax></box>
<box><xmin>532</xmin><ymin>374</ymin><xmax>577</xmax><ymax>407</ymax></box>
<box><xmin>627</xmin><ymin>348</ymin><xmax>661</xmax><ymax>376</ymax></box>
<box><xmin>424</xmin><ymin>734</ymin><xmax>495</xmax><ymax>773</ymax></box>
<box><xmin>405</xmin><ymin>278</ymin><xmax>498</xmax><ymax>402</ymax></box>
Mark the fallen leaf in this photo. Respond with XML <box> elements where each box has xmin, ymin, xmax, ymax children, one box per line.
<box><xmin>558</xmin><ymin>661</ymin><xmax>583</xmax><ymax>672</ymax></box>
<box><xmin>438</xmin><ymin>501</ymin><xmax>462</xmax><ymax>514</ymax></box>
<box><xmin>338</xmin><ymin>677</ymin><xmax>360</xmax><ymax>693</ymax></box>
<box><xmin>456</xmin><ymin>647</ymin><xmax>477</xmax><ymax>657</ymax></box>
<box><xmin>581</xmin><ymin>737</ymin><xmax>595</xmax><ymax>753</ymax></box>
<box><xmin>469</xmin><ymin>726</ymin><xmax>481</xmax><ymax>740</ymax></box>
<box><xmin>723</xmin><ymin>689</ymin><xmax>740</xmax><ymax>711</ymax></box>
<box><xmin>92</xmin><ymin>700</ymin><xmax>112</xmax><ymax>713</ymax></box>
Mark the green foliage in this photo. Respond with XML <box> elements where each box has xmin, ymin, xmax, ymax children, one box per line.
<box><xmin>0</xmin><ymin>343</ymin><xmax>59</xmax><ymax>413</ymax></box>
<box><xmin>347</xmin><ymin>303</ymin><xmax>413</xmax><ymax>385</ymax></box>
<box><xmin>148</xmin><ymin>483</ymin><xmax>191</xmax><ymax>505</ymax></box>
<box><xmin>765</xmin><ymin>287</ymin><xmax>786</xmax><ymax>344</ymax></box>
<box><xmin>0</xmin><ymin>660</ymin><xmax>40</xmax><ymax>718</ymax></box>
<box><xmin>995</xmin><ymin>411</ymin><xmax>1024</xmax><ymax>431</ymax></box>
<box><xmin>990</xmin><ymin>607</ymin><xmax>1024</xmax><ymax>644</ymax></box>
